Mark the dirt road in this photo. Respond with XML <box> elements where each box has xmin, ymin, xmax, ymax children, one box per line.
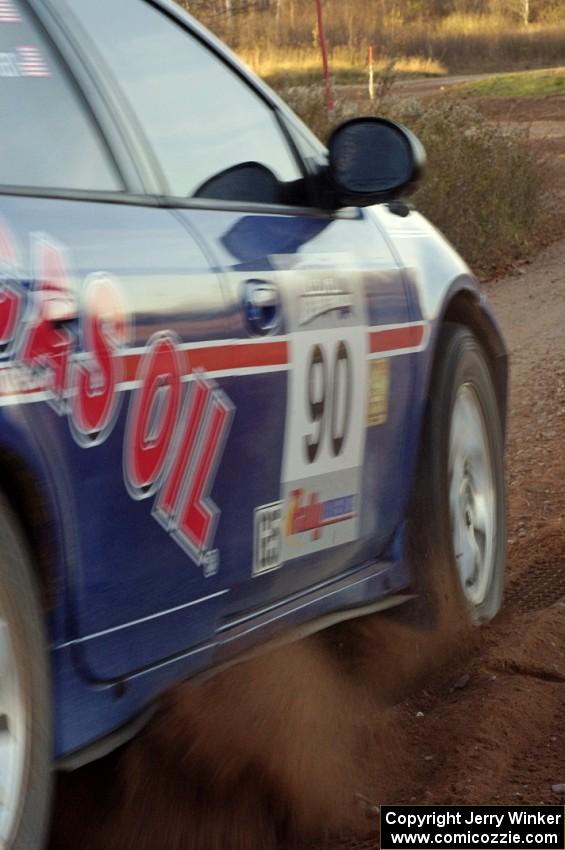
<box><xmin>343</xmin><ymin>66</ymin><xmax>564</xmax><ymax>99</ymax></box>
<box><xmin>317</xmin><ymin>238</ymin><xmax>565</xmax><ymax>849</ymax></box>
<box><xmin>343</xmin><ymin>73</ymin><xmax>484</xmax><ymax>101</ymax></box>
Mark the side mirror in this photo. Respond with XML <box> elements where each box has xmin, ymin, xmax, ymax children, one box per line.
<box><xmin>327</xmin><ymin>117</ymin><xmax>426</xmax><ymax>208</ymax></box>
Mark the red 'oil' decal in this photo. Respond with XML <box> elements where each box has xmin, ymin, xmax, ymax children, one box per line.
<box><xmin>153</xmin><ymin>374</ymin><xmax>233</xmax><ymax>564</ymax></box>
<box><xmin>155</xmin><ymin>377</ymin><xmax>210</xmax><ymax>521</ymax></box>
<box><xmin>172</xmin><ymin>390</ymin><xmax>233</xmax><ymax>561</ymax></box>
<box><xmin>0</xmin><ymin>219</ymin><xmax>234</xmax><ymax>568</ymax></box>
<box><xmin>125</xmin><ymin>344</ymin><xmax>234</xmax><ymax>564</ymax></box>
<box><xmin>0</xmin><ymin>222</ymin><xmax>22</xmax><ymax>353</ymax></box>
<box><xmin>124</xmin><ymin>332</ymin><xmax>183</xmax><ymax>498</ymax></box>
<box><xmin>0</xmin><ymin>285</ymin><xmax>21</xmax><ymax>351</ymax></box>
<box><xmin>71</xmin><ymin>275</ymin><xmax>129</xmax><ymax>445</ymax></box>
<box><xmin>19</xmin><ymin>238</ymin><xmax>75</xmax><ymax>409</ymax></box>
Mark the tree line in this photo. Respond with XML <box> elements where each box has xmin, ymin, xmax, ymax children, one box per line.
<box><xmin>182</xmin><ymin>0</ymin><xmax>563</xmax><ymax>26</ymax></box>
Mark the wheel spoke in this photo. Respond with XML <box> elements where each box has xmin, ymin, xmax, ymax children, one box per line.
<box><xmin>471</xmin><ymin>494</ymin><xmax>489</xmax><ymax>536</ymax></box>
<box><xmin>0</xmin><ymin>611</ymin><xmax>26</xmax><ymax>844</ymax></box>
<box><xmin>449</xmin><ymin>382</ymin><xmax>496</xmax><ymax>608</ymax></box>
<box><xmin>460</xmin><ymin>532</ymin><xmax>477</xmax><ymax>587</ymax></box>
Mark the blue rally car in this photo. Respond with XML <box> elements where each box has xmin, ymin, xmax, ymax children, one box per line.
<box><xmin>0</xmin><ymin>0</ymin><xmax>508</xmax><ymax>845</ymax></box>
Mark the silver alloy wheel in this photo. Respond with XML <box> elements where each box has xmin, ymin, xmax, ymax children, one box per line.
<box><xmin>448</xmin><ymin>382</ymin><xmax>496</xmax><ymax>608</ymax></box>
<box><xmin>0</xmin><ymin>610</ymin><xmax>26</xmax><ymax>847</ymax></box>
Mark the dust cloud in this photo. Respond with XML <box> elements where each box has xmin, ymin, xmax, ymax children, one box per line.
<box><xmin>49</xmin><ymin>587</ymin><xmax>472</xmax><ymax>850</ymax></box>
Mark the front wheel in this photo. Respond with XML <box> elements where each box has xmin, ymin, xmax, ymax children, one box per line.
<box><xmin>408</xmin><ymin>323</ymin><xmax>506</xmax><ymax>624</ymax></box>
<box><xmin>0</xmin><ymin>494</ymin><xmax>52</xmax><ymax>849</ymax></box>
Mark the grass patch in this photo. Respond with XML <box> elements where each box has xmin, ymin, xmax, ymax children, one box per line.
<box><xmin>458</xmin><ymin>68</ymin><xmax>565</xmax><ymax>97</ymax></box>
<box><xmin>280</xmin><ymin>87</ymin><xmax>553</xmax><ymax>277</ymax></box>
<box><xmin>240</xmin><ymin>47</ymin><xmax>446</xmax><ymax>88</ymax></box>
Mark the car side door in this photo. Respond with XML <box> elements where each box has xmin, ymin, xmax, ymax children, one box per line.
<box><xmin>55</xmin><ymin>0</ymin><xmax>420</xmax><ymax>622</ymax></box>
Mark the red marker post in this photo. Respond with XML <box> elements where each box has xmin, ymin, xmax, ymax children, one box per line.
<box><xmin>314</xmin><ymin>0</ymin><xmax>334</xmax><ymax>112</ymax></box>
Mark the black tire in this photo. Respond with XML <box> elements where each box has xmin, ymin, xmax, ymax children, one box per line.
<box><xmin>406</xmin><ymin>322</ymin><xmax>506</xmax><ymax>626</ymax></box>
<box><xmin>0</xmin><ymin>493</ymin><xmax>52</xmax><ymax>849</ymax></box>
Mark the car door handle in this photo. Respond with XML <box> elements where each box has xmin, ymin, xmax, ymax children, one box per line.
<box><xmin>243</xmin><ymin>280</ymin><xmax>281</xmax><ymax>336</ymax></box>
<box><xmin>250</xmin><ymin>287</ymin><xmax>278</xmax><ymax>309</ymax></box>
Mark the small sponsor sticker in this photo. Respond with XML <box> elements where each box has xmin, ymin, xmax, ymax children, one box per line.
<box><xmin>17</xmin><ymin>45</ymin><xmax>49</xmax><ymax>77</ymax></box>
<box><xmin>367</xmin><ymin>359</ymin><xmax>390</xmax><ymax>426</ymax></box>
<box><xmin>253</xmin><ymin>501</ymin><xmax>282</xmax><ymax>575</ymax></box>
<box><xmin>0</xmin><ymin>45</ymin><xmax>50</xmax><ymax>77</ymax></box>
<box><xmin>0</xmin><ymin>0</ymin><xmax>20</xmax><ymax>23</ymax></box>
<box><xmin>285</xmin><ymin>489</ymin><xmax>356</xmax><ymax>542</ymax></box>
<box><xmin>298</xmin><ymin>281</ymin><xmax>353</xmax><ymax>327</ymax></box>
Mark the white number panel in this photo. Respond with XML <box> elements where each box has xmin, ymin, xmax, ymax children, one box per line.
<box><xmin>279</xmin><ymin>268</ymin><xmax>369</xmax><ymax>562</ymax></box>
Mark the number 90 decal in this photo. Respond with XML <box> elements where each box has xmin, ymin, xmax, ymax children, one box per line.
<box><xmin>305</xmin><ymin>340</ymin><xmax>352</xmax><ymax>463</ymax></box>
<box><xmin>282</xmin><ymin>326</ymin><xmax>367</xmax><ymax>495</ymax></box>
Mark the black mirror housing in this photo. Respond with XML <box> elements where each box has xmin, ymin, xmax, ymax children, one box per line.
<box><xmin>327</xmin><ymin>117</ymin><xmax>426</xmax><ymax>208</ymax></box>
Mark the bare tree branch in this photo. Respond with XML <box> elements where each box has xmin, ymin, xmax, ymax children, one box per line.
<box><xmin>182</xmin><ymin>0</ymin><xmax>274</xmax><ymax>18</ymax></box>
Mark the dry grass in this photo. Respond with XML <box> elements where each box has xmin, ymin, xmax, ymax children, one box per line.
<box><xmin>397</xmin><ymin>17</ymin><xmax>565</xmax><ymax>74</ymax></box>
<box><xmin>281</xmin><ymin>85</ymin><xmax>553</xmax><ymax>278</ymax></box>
<box><xmin>240</xmin><ymin>46</ymin><xmax>446</xmax><ymax>87</ymax></box>
<box><xmin>436</xmin><ymin>11</ymin><xmax>510</xmax><ymax>33</ymax></box>
<box><xmin>458</xmin><ymin>66</ymin><xmax>565</xmax><ymax>96</ymax></box>
<box><xmin>189</xmin><ymin>3</ymin><xmax>565</xmax><ymax>78</ymax></box>
<box><xmin>392</xmin><ymin>98</ymin><xmax>552</xmax><ymax>275</ymax></box>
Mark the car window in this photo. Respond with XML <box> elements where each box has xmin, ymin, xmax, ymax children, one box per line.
<box><xmin>64</xmin><ymin>0</ymin><xmax>305</xmax><ymax>205</ymax></box>
<box><xmin>0</xmin><ymin>0</ymin><xmax>121</xmax><ymax>191</ymax></box>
